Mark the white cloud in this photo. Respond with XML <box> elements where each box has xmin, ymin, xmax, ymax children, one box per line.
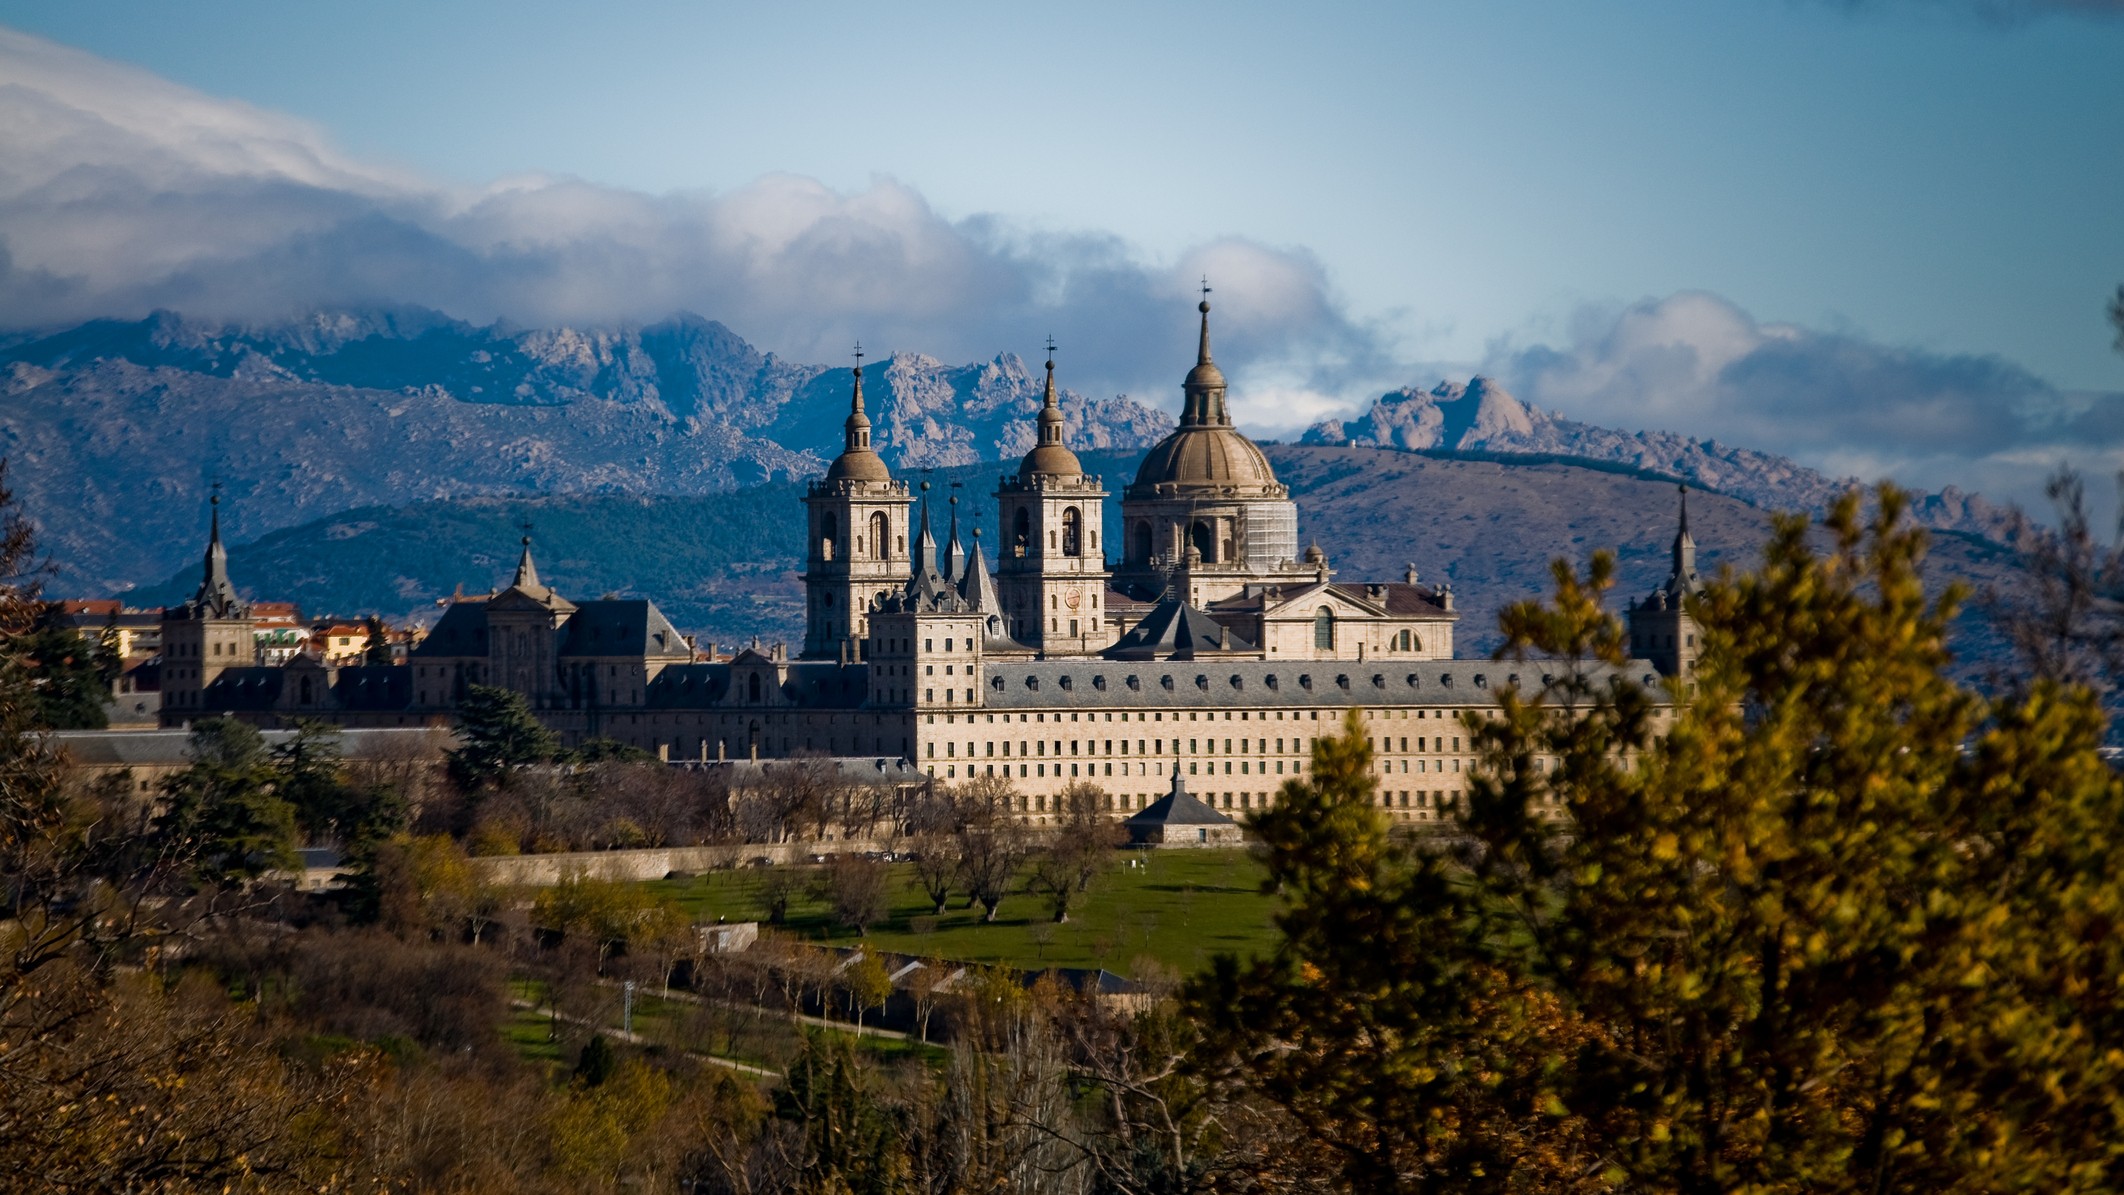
<box><xmin>0</xmin><ymin>28</ymin><xmax>1382</xmax><ymax>416</ymax></box>
<box><xmin>1485</xmin><ymin>290</ymin><xmax>2124</xmax><ymax>515</ymax></box>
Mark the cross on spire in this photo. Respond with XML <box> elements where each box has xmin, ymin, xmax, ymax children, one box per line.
<box><xmin>520</xmin><ymin>518</ymin><xmax>534</xmax><ymax>545</ymax></box>
<box><xmin>1044</xmin><ymin>334</ymin><xmax>1057</xmax><ymax>365</ymax></box>
<box><xmin>1200</xmin><ymin>276</ymin><xmax>1211</xmax><ymax>302</ymax></box>
<box><xmin>210</xmin><ymin>478</ymin><xmax>223</xmax><ymax>506</ymax></box>
<box><xmin>852</xmin><ymin>341</ymin><xmax>864</xmax><ymax>369</ymax></box>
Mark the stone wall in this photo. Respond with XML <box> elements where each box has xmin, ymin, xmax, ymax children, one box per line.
<box><xmin>466</xmin><ymin>838</ymin><xmax>895</xmax><ymax>887</ymax></box>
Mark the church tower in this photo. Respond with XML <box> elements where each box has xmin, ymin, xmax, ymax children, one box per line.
<box><xmin>1630</xmin><ymin>485</ymin><xmax>1704</xmax><ymax>680</ymax></box>
<box><xmin>160</xmin><ymin>487</ymin><xmax>256</xmax><ymax>724</ymax></box>
<box><xmin>803</xmin><ymin>352</ymin><xmax>914</xmax><ymax>659</ymax></box>
<box><xmin>995</xmin><ymin>346</ymin><xmax>1111</xmax><ymax>654</ymax></box>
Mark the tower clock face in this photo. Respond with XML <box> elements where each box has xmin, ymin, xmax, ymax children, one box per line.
<box><xmin>1064</xmin><ymin>592</ymin><xmax>1081</xmax><ymax>611</ymax></box>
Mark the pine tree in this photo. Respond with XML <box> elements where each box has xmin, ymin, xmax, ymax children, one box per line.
<box><xmin>1194</xmin><ymin>487</ymin><xmax>2124</xmax><ymax>1193</ymax></box>
<box><xmin>446</xmin><ymin>683</ymin><xmax>559</xmax><ymax>792</ymax></box>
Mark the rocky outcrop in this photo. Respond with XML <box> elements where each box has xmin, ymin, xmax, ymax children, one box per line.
<box><xmin>1305</xmin><ymin>378</ymin><xmax>2027</xmax><ymax>546</ymax></box>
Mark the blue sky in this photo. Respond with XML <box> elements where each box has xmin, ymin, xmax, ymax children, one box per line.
<box><xmin>1</xmin><ymin>0</ymin><xmax>2120</xmax><ymax>508</ymax></box>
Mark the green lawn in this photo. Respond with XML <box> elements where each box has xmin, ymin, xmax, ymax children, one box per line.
<box><xmin>643</xmin><ymin>848</ymin><xmax>1284</xmax><ymax>978</ymax></box>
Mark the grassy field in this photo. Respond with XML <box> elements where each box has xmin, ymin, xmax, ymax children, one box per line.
<box><xmin>641</xmin><ymin>848</ymin><xmax>1284</xmax><ymax>978</ymax></box>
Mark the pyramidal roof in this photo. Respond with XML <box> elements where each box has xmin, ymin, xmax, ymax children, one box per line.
<box><xmin>1125</xmin><ymin>764</ymin><xmax>1235</xmax><ymax>827</ymax></box>
<box><xmin>1106</xmin><ymin>592</ymin><xmax>1253</xmax><ymax>659</ymax></box>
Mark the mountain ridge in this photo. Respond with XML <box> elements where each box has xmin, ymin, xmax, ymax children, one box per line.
<box><xmin>1303</xmin><ymin>378</ymin><xmax>2027</xmax><ymax>546</ymax></box>
<box><xmin>2</xmin><ymin>307</ymin><xmax>2032</xmax><ymax>598</ymax></box>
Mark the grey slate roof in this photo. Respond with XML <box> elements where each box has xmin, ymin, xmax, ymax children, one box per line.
<box><xmin>559</xmin><ymin>599</ymin><xmax>690</xmax><ymax>659</ymax></box>
<box><xmin>411</xmin><ymin>602</ymin><xmax>489</xmax><ymax>657</ymax></box>
<box><xmin>644</xmin><ymin>662</ymin><xmax>872</xmax><ymax>710</ymax></box>
<box><xmin>53</xmin><ymin>726</ymin><xmax>451</xmax><ymax>768</ymax></box>
<box><xmin>1126</xmin><ymin>767</ymin><xmax>1235</xmax><ymax>827</ymax></box>
<box><xmin>982</xmin><ymin>659</ymin><xmax>1658</xmax><ymax>711</ymax></box>
<box><xmin>1107</xmin><ymin>594</ymin><xmax>1255</xmax><ymax>658</ymax></box>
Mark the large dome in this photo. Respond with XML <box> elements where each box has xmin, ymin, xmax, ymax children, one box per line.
<box><xmin>1132</xmin><ymin>424</ymin><xmax>1279</xmax><ymax>491</ymax></box>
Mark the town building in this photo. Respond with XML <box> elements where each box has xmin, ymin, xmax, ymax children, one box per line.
<box><xmin>148</xmin><ymin>300</ymin><xmax>1686</xmax><ymax>824</ymax></box>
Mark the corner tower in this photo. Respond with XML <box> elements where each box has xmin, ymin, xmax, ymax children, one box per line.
<box><xmin>995</xmin><ymin>344</ymin><xmax>1111</xmax><ymax>654</ymax></box>
<box><xmin>1630</xmin><ymin>484</ymin><xmax>1704</xmax><ymax>680</ymax></box>
<box><xmin>160</xmin><ymin>486</ymin><xmax>256</xmax><ymax>724</ymax></box>
<box><xmin>803</xmin><ymin>350</ymin><xmax>914</xmax><ymax>659</ymax></box>
<box><xmin>1115</xmin><ymin>292</ymin><xmax>1306</xmax><ymax>603</ymax></box>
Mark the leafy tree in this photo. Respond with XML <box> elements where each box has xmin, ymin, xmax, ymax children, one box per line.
<box><xmin>360</xmin><ymin>614</ymin><xmax>393</xmax><ymax>665</ymax></box>
<box><xmin>270</xmin><ymin>717</ymin><xmax>354</xmax><ymax>841</ymax></box>
<box><xmin>1194</xmin><ymin>487</ymin><xmax>2124</xmax><ymax>1193</ymax></box>
<box><xmin>446</xmin><ymin>683</ymin><xmax>559</xmax><ymax>792</ymax></box>
<box><xmin>574</xmin><ymin>1032</ymin><xmax>618</xmax><ymax>1087</ymax></box>
<box><xmin>773</xmin><ymin>1029</ymin><xmax>911</xmax><ymax>1192</ymax></box>
<box><xmin>156</xmin><ymin>717</ymin><xmax>300</xmax><ymax>887</ymax></box>
<box><xmin>568</xmin><ymin>737</ymin><xmax>655</xmax><ymax>764</ymax></box>
<box><xmin>843</xmin><ymin>951</ymin><xmax>892</xmax><ymax>1031</ymax></box>
<box><xmin>820</xmin><ymin>852</ymin><xmax>890</xmax><ymax>936</ymax></box>
<box><xmin>18</xmin><ymin>602</ymin><xmax>114</xmax><ymax>730</ymax></box>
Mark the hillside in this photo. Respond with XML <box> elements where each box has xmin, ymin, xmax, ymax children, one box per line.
<box><xmin>1</xmin><ymin>309</ymin><xmax>1173</xmax><ymax>591</ymax></box>
<box><xmin>137</xmin><ymin>446</ymin><xmax>2026</xmax><ymax>669</ymax></box>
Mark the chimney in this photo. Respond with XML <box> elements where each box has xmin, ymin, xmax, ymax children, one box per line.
<box><xmin>1406</xmin><ymin>563</ymin><xmax>1418</xmax><ymax>586</ymax></box>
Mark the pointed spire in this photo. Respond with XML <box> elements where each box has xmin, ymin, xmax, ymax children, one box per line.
<box><xmin>911</xmin><ymin>479</ymin><xmax>936</xmax><ymax>577</ymax></box>
<box><xmin>1016</xmin><ymin>337</ymin><xmax>1084</xmax><ymax>480</ymax></box>
<box><xmin>1181</xmin><ymin>284</ymin><xmax>1229</xmax><ymax>427</ymax></box>
<box><xmin>1037</xmin><ymin>336</ymin><xmax>1064</xmax><ymax>446</ymax></box>
<box><xmin>845</xmin><ymin>342</ymin><xmax>871</xmax><ymax>453</ymax></box>
<box><xmin>1196</xmin><ymin>282</ymin><xmax>1213</xmax><ymax>369</ymax></box>
<box><xmin>959</xmin><ymin>525</ymin><xmax>1006</xmax><ymax>621</ymax></box>
<box><xmin>944</xmin><ymin>486</ymin><xmax>965</xmax><ymax>582</ymax></box>
<box><xmin>513</xmin><ymin>523</ymin><xmax>542</xmax><ymax>591</ymax></box>
<box><xmin>191</xmin><ymin>481</ymin><xmax>245</xmax><ymax>618</ymax></box>
<box><xmin>1664</xmin><ymin>483</ymin><xmax>1701</xmax><ymax>597</ymax></box>
<box><xmin>824</xmin><ymin>343</ymin><xmax>892</xmax><ymax>483</ymax></box>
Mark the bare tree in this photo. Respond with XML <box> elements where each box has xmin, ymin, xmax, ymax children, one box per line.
<box><xmin>953</xmin><ymin>776</ymin><xmax>1034</xmax><ymax>923</ymax></box>
<box><xmin>1027</xmin><ymin>781</ymin><xmax>1126</xmax><ymax>923</ymax></box>
<box><xmin>907</xmin><ymin>829</ymin><xmax>963</xmax><ymax>916</ymax></box>
<box><xmin>817</xmin><ymin>853</ymin><xmax>889</xmax><ymax>936</ymax></box>
<box><xmin>1988</xmin><ymin>466</ymin><xmax>2124</xmax><ymax>695</ymax></box>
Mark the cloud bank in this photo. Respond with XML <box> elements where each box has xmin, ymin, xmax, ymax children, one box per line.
<box><xmin>0</xmin><ymin>28</ymin><xmax>1388</xmax><ymax>417</ymax></box>
<box><xmin>4</xmin><ymin>26</ymin><xmax>2117</xmax><ymax>521</ymax></box>
<box><xmin>1486</xmin><ymin>291</ymin><xmax>2124</xmax><ymax>515</ymax></box>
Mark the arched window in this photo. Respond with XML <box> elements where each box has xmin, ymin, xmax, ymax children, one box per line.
<box><xmin>1314</xmin><ymin>607</ymin><xmax>1335</xmax><ymax>650</ymax></box>
<box><xmin>1061</xmin><ymin>507</ymin><xmax>1083</xmax><ymax>557</ymax></box>
<box><xmin>1013</xmin><ymin>507</ymin><xmax>1032</xmax><ymax>557</ymax></box>
<box><xmin>819</xmin><ymin>512</ymin><xmax>836</xmax><ymax>561</ymax></box>
<box><xmin>1191</xmin><ymin>520</ymin><xmax>1216</xmax><ymax>562</ymax></box>
<box><xmin>1133</xmin><ymin>520</ymin><xmax>1153</xmax><ymax>564</ymax></box>
<box><xmin>870</xmin><ymin>511</ymin><xmax>889</xmax><ymax>560</ymax></box>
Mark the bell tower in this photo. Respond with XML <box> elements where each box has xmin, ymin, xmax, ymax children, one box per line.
<box><xmin>160</xmin><ymin>485</ymin><xmax>257</xmax><ymax>724</ymax></box>
<box><xmin>995</xmin><ymin>343</ymin><xmax>1110</xmax><ymax>654</ymax></box>
<box><xmin>1629</xmin><ymin>484</ymin><xmax>1704</xmax><ymax>680</ymax></box>
<box><xmin>803</xmin><ymin>348</ymin><xmax>914</xmax><ymax>659</ymax></box>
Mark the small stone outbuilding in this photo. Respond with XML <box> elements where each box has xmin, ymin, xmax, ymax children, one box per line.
<box><xmin>1125</xmin><ymin>766</ymin><xmax>1243</xmax><ymax>848</ymax></box>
